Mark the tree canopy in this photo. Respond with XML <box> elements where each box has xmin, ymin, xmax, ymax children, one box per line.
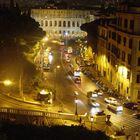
<box><xmin>0</xmin><ymin>5</ymin><xmax>45</xmax><ymax>93</ymax></box>
<box><xmin>1</xmin><ymin>122</ymin><xmax>110</xmax><ymax>140</ymax></box>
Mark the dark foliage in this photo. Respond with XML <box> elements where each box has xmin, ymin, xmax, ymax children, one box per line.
<box><xmin>80</xmin><ymin>19</ymin><xmax>100</xmax><ymax>52</ymax></box>
<box><xmin>0</xmin><ymin>122</ymin><xmax>109</xmax><ymax>140</ymax></box>
<box><xmin>0</xmin><ymin>5</ymin><xmax>45</xmax><ymax>92</ymax></box>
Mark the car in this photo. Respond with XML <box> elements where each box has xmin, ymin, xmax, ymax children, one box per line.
<box><xmin>74</xmin><ymin>76</ymin><xmax>81</xmax><ymax>84</ymax></box>
<box><xmin>94</xmin><ymin>89</ymin><xmax>103</xmax><ymax>96</ymax></box>
<box><xmin>87</xmin><ymin>91</ymin><xmax>98</xmax><ymax>98</ymax></box>
<box><xmin>123</xmin><ymin>102</ymin><xmax>138</xmax><ymax>110</ymax></box>
<box><xmin>133</xmin><ymin>113</ymin><xmax>140</xmax><ymax>119</ymax></box>
<box><xmin>104</xmin><ymin>97</ymin><xmax>117</xmax><ymax>104</ymax></box>
<box><xmin>43</xmin><ymin>63</ymin><xmax>51</xmax><ymax>71</ymax></box>
<box><xmin>107</xmin><ymin>103</ymin><xmax>123</xmax><ymax>112</ymax></box>
<box><xmin>88</xmin><ymin>98</ymin><xmax>100</xmax><ymax>107</ymax></box>
<box><xmin>66</xmin><ymin>58</ymin><xmax>70</xmax><ymax>62</ymax></box>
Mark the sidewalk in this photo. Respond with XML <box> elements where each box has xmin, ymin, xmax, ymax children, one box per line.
<box><xmin>3</xmin><ymin>91</ymin><xmax>69</xmax><ymax>113</ymax></box>
<box><xmin>75</xmin><ymin>56</ymin><xmax>115</xmax><ymax>92</ymax></box>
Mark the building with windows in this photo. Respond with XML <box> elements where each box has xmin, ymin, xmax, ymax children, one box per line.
<box><xmin>96</xmin><ymin>2</ymin><xmax>140</xmax><ymax>102</ymax></box>
<box><xmin>31</xmin><ymin>9</ymin><xmax>94</xmax><ymax>39</ymax></box>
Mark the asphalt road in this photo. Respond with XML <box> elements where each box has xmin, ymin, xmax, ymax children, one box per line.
<box><xmin>43</xmin><ymin>41</ymin><xmax>140</xmax><ymax>135</ymax></box>
<box><xmin>0</xmin><ymin>40</ymin><xmax>140</xmax><ymax>136</ymax></box>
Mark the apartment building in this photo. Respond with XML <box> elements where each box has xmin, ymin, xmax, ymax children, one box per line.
<box><xmin>96</xmin><ymin>2</ymin><xmax>140</xmax><ymax>102</ymax></box>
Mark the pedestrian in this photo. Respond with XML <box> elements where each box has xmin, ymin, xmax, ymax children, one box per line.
<box><xmin>79</xmin><ymin>117</ymin><xmax>82</xmax><ymax>124</ymax></box>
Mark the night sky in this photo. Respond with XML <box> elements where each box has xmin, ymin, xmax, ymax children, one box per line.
<box><xmin>0</xmin><ymin>0</ymin><xmax>101</xmax><ymax>5</ymax></box>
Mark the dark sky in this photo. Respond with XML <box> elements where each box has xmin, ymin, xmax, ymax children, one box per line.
<box><xmin>0</xmin><ymin>0</ymin><xmax>101</xmax><ymax>5</ymax></box>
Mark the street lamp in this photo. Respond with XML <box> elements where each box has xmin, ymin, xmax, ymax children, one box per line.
<box><xmin>3</xmin><ymin>80</ymin><xmax>12</xmax><ymax>86</ymax></box>
<box><xmin>54</xmin><ymin>65</ymin><xmax>60</xmax><ymax>92</ymax></box>
<box><xmin>0</xmin><ymin>80</ymin><xmax>12</xmax><ymax>96</ymax></box>
<box><xmin>90</xmin><ymin>116</ymin><xmax>94</xmax><ymax>131</ymax></box>
<box><xmin>42</xmin><ymin>36</ymin><xmax>48</xmax><ymax>42</ymax></box>
<box><xmin>48</xmin><ymin>52</ymin><xmax>53</xmax><ymax>64</ymax></box>
<box><xmin>74</xmin><ymin>91</ymin><xmax>78</xmax><ymax>116</ymax></box>
<box><xmin>65</xmin><ymin>31</ymin><xmax>68</xmax><ymax>47</ymax></box>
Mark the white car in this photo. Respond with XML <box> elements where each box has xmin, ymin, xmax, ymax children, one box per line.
<box><xmin>107</xmin><ymin>103</ymin><xmax>123</xmax><ymax>112</ymax></box>
<box><xmin>94</xmin><ymin>89</ymin><xmax>103</xmax><ymax>96</ymax></box>
<box><xmin>88</xmin><ymin>99</ymin><xmax>100</xmax><ymax>107</ymax></box>
<box><xmin>104</xmin><ymin>97</ymin><xmax>117</xmax><ymax>104</ymax></box>
<box><xmin>87</xmin><ymin>91</ymin><xmax>98</xmax><ymax>98</ymax></box>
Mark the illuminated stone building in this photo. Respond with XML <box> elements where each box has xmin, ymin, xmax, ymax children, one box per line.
<box><xmin>96</xmin><ymin>2</ymin><xmax>140</xmax><ymax>102</ymax></box>
<box><xmin>31</xmin><ymin>9</ymin><xmax>94</xmax><ymax>39</ymax></box>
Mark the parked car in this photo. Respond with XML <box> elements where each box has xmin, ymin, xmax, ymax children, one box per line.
<box><xmin>88</xmin><ymin>98</ymin><xmax>100</xmax><ymax>107</ymax></box>
<box><xmin>123</xmin><ymin>102</ymin><xmax>138</xmax><ymax>110</ymax></box>
<box><xmin>107</xmin><ymin>103</ymin><xmax>123</xmax><ymax>113</ymax></box>
<box><xmin>133</xmin><ymin>113</ymin><xmax>140</xmax><ymax>119</ymax></box>
<box><xmin>104</xmin><ymin>97</ymin><xmax>117</xmax><ymax>104</ymax></box>
<box><xmin>87</xmin><ymin>91</ymin><xmax>98</xmax><ymax>98</ymax></box>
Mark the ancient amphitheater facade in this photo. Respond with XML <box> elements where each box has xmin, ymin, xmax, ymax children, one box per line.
<box><xmin>31</xmin><ymin>9</ymin><xmax>94</xmax><ymax>39</ymax></box>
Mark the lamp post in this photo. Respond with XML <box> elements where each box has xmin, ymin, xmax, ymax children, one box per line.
<box><xmin>74</xmin><ymin>91</ymin><xmax>78</xmax><ymax>116</ymax></box>
<box><xmin>54</xmin><ymin>65</ymin><xmax>60</xmax><ymax>94</ymax></box>
<box><xmin>90</xmin><ymin>116</ymin><xmax>94</xmax><ymax>131</ymax></box>
<box><xmin>0</xmin><ymin>80</ymin><xmax>12</xmax><ymax>95</ymax></box>
<box><xmin>65</xmin><ymin>31</ymin><xmax>68</xmax><ymax>48</ymax></box>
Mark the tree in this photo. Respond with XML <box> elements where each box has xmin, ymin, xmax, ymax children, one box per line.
<box><xmin>0</xmin><ymin>5</ymin><xmax>45</xmax><ymax>93</ymax></box>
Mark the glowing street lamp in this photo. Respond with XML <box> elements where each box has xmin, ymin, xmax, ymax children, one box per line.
<box><xmin>42</xmin><ymin>36</ymin><xmax>48</xmax><ymax>42</ymax></box>
<box><xmin>48</xmin><ymin>52</ymin><xmax>53</xmax><ymax>64</ymax></box>
<box><xmin>0</xmin><ymin>80</ymin><xmax>12</xmax><ymax>86</ymax></box>
<box><xmin>3</xmin><ymin>80</ymin><xmax>12</xmax><ymax>86</ymax></box>
<box><xmin>65</xmin><ymin>31</ymin><xmax>68</xmax><ymax>47</ymax></box>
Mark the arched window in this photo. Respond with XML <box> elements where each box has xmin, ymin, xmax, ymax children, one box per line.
<box><xmin>50</xmin><ymin>21</ymin><xmax>52</xmax><ymax>26</ymax></box>
<box><xmin>63</xmin><ymin>21</ymin><xmax>66</xmax><ymax>27</ymax></box>
<box><xmin>77</xmin><ymin>21</ymin><xmax>79</xmax><ymax>27</ymax></box>
<box><xmin>41</xmin><ymin>20</ymin><xmax>43</xmax><ymax>26</ymax></box>
<box><xmin>72</xmin><ymin>21</ymin><xmax>75</xmax><ymax>27</ymax></box>
<box><xmin>68</xmin><ymin>21</ymin><xmax>70</xmax><ymax>27</ymax></box>
<box><xmin>45</xmin><ymin>20</ymin><xmax>48</xmax><ymax>26</ymax></box>
<box><xmin>59</xmin><ymin>21</ymin><xmax>61</xmax><ymax>27</ymax></box>
<box><xmin>54</xmin><ymin>21</ymin><xmax>57</xmax><ymax>26</ymax></box>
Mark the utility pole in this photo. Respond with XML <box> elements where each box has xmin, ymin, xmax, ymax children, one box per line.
<box><xmin>19</xmin><ymin>67</ymin><xmax>23</xmax><ymax>98</ymax></box>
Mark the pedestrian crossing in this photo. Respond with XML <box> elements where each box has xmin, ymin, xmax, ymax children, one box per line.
<box><xmin>110</xmin><ymin>113</ymin><xmax>140</xmax><ymax>133</ymax></box>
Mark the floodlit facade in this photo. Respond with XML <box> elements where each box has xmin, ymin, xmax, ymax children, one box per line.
<box><xmin>96</xmin><ymin>3</ymin><xmax>140</xmax><ymax>102</ymax></box>
<box><xmin>31</xmin><ymin>9</ymin><xmax>94</xmax><ymax>39</ymax></box>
